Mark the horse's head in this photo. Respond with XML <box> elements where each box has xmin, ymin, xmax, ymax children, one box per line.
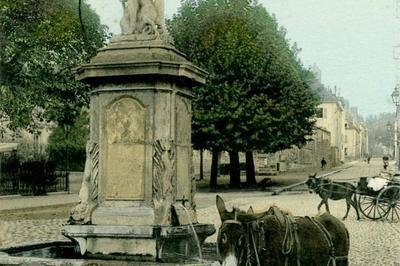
<box><xmin>216</xmin><ymin>195</ymin><xmax>268</xmax><ymax>223</ymax></box>
<box><xmin>306</xmin><ymin>173</ymin><xmax>318</xmax><ymax>193</ymax></box>
<box><xmin>216</xmin><ymin>195</ymin><xmax>249</xmax><ymax>265</ymax></box>
<box><xmin>216</xmin><ymin>195</ymin><xmax>276</xmax><ymax>265</ymax></box>
<box><xmin>217</xmin><ymin>218</ymin><xmax>247</xmax><ymax>266</ymax></box>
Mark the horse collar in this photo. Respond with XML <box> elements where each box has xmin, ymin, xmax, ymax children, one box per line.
<box><xmin>223</xmin><ymin>219</ymin><xmax>242</xmax><ymax>225</ymax></box>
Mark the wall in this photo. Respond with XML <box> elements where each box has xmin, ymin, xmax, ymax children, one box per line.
<box><xmin>253</xmin><ymin>128</ymin><xmax>333</xmax><ymax>172</ymax></box>
<box><xmin>315</xmin><ymin>101</ymin><xmax>345</xmax><ymax>163</ymax></box>
<box><xmin>345</xmin><ymin>127</ymin><xmax>358</xmax><ymax>158</ymax></box>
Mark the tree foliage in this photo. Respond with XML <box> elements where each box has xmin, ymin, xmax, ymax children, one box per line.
<box><xmin>168</xmin><ymin>0</ymin><xmax>319</xmax><ymax>154</ymax></box>
<box><xmin>0</xmin><ymin>0</ymin><xmax>107</xmax><ymax>128</ymax></box>
<box><xmin>47</xmin><ymin>109</ymin><xmax>89</xmax><ymax>171</ymax></box>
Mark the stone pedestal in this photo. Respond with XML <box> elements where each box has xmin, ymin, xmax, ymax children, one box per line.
<box><xmin>63</xmin><ymin>35</ymin><xmax>215</xmax><ymax>262</ymax></box>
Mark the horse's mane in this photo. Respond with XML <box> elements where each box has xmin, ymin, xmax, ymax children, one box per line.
<box><xmin>314</xmin><ymin>211</ymin><xmax>333</xmax><ymax>218</ymax></box>
<box><xmin>246</xmin><ymin>204</ymin><xmax>292</xmax><ymax>216</ymax></box>
<box><xmin>268</xmin><ymin>204</ymin><xmax>292</xmax><ymax>216</ymax></box>
<box><xmin>233</xmin><ymin>204</ymin><xmax>293</xmax><ymax>223</ymax></box>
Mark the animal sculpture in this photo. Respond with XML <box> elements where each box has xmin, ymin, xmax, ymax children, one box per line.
<box><xmin>120</xmin><ymin>0</ymin><xmax>165</xmax><ymax>35</ymax></box>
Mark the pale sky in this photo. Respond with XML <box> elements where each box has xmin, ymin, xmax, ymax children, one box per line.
<box><xmin>86</xmin><ymin>0</ymin><xmax>399</xmax><ymax>118</ymax></box>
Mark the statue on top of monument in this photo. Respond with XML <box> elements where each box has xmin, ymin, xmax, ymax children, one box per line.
<box><xmin>120</xmin><ymin>0</ymin><xmax>165</xmax><ymax>36</ymax></box>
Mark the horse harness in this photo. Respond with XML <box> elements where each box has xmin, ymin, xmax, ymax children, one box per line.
<box><xmin>224</xmin><ymin>206</ymin><xmax>345</xmax><ymax>266</ymax></box>
<box><xmin>305</xmin><ymin>216</ymin><xmax>336</xmax><ymax>266</ymax></box>
<box><xmin>276</xmin><ymin>207</ymin><xmax>346</xmax><ymax>266</ymax></box>
<box><xmin>269</xmin><ymin>206</ymin><xmax>301</xmax><ymax>266</ymax></box>
<box><xmin>313</xmin><ymin>179</ymin><xmax>356</xmax><ymax>196</ymax></box>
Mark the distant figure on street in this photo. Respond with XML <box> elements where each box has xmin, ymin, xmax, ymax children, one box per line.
<box><xmin>321</xmin><ymin>157</ymin><xmax>327</xmax><ymax>169</ymax></box>
<box><xmin>380</xmin><ymin>156</ymin><xmax>394</xmax><ymax>179</ymax></box>
<box><xmin>367</xmin><ymin>155</ymin><xmax>371</xmax><ymax>164</ymax></box>
<box><xmin>382</xmin><ymin>156</ymin><xmax>389</xmax><ymax>170</ymax></box>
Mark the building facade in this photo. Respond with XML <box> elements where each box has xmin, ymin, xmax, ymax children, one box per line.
<box><xmin>315</xmin><ymin>100</ymin><xmax>346</xmax><ymax>166</ymax></box>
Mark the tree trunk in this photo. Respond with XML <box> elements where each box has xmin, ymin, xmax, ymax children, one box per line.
<box><xmin>199</xmin><ymin>149</ymin><xmax>204</xmax><ymax>180</ymax></box>
<box><xmin>229</xmin><ymin>151</ymin><xmax>241</xmax><ymax>188</ymax></box>
<box><xmin>210</xmin><ymin>149</ymin><xmax>219</xmax><ymax>191</ymax></box>
<box><xmin>64</xmin><ymin>125</ymin><xmax>70</xmax><ymax>172</ymax></box>
<box><xmin>245</xmin><ymin>151</ymin><xmax>256</xmax><ymax>186</ymax></box>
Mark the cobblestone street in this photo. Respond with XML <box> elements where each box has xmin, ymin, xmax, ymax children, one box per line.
<box><xmin>1</xmin><ymin>160</ymin><xmax>399</xmax><ymax>265</ymax></box>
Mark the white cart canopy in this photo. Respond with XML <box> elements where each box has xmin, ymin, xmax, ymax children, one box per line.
<box><xmin>0</xmin><ymin>143</ymin><xmax>18</xmax><ymax>153</ymax></box>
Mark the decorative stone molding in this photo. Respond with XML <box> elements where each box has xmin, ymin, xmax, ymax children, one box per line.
<box><xmin>153</xmin><ymin>139</ymin><xmax>176</xmax><ymax>225</ymax></box>
<box><xmin>90</xmin><ymin>143</ymin><xmax>99</xmax><ymax>201</ymax></box>
<box><xmin>190</xmin><ymin>148</ymin><xmax>196</xmax><ymax>208</ymax></box>
<box><xmin>68</xmin><ymin>141</ymin><xmax>99</xmax><ymax>225</ymax></box>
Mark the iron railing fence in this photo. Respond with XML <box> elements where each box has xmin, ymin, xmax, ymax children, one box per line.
<box><xmin>0</xmin><ymin>171</ymin><xmax>69</xmax><ymax>196</ymax></box>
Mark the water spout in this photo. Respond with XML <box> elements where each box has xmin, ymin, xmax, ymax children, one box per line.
<box><xmin>181</xmin><ymin>203</ymin><xmax>203</xmax><ymax>260</ymax></box>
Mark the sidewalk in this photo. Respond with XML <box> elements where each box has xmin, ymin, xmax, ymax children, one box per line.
<box><xmin>0</xmin><ymin>172</ymin><xmax>83</xmax><ymax>212</ymax></box>
<box><xmin>0</xmin><ymin>193</ymin><xmax>79</xmax><ymax>212</ymax></box>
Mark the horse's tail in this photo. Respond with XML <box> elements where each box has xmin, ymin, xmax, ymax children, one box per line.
<box><xmin>352</xmin><ymin>189</ymin><xmax>358</xmax><ymax>208</ymax></box>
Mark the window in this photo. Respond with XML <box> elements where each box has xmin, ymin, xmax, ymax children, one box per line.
<box><xmin>316</xmin><ymin>108</ymin><xmax>324</xmax><ymax>118</ymax></box>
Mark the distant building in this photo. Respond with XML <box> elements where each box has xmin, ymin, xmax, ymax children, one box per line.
<box><xmin>360</xmin><ymin>124</ymin><xmax>368</xmax><ymax>157</ymax></box>
<box><xmin>0</xmin><ymin>109</ymin><xmax>52</xmax><ymax>157</ymax></box>
<box><xmin>313</xmin><ymin>82</ymin><xmax>346</xmax><ymax>166</ymax></box>
<box><xmin>344</xmin><ymin>120</ymin><xmax>361</xmax><ymax>158</ymax></box>
<box><xmin>344</xmin><ymin>112</ymin><xmax>369</xmax><ymax>160</ymax></box>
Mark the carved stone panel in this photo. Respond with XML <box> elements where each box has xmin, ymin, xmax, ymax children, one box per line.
<box><xmin>175</xmin><ymin>98</ymin><xmax>191</xmax><ymax>200</ymax></box>
<box><xmin>153</xmin><ymin>139</ymin><xmax>176</xmax><ymax>225</ymax></box>
<box><xmin>68</xmin><ymin>141</ymin><xmax>99</xmax><ymax>225</ymax></box>
<box><xmin>176</xmin><ymin>98</ymin><xmax>190</xmax><ymax>146</ymax></box>
<box><xmin>104</xmin><ymin>97</ymin><xmax>146</xmax><ymax>199</ymax></box>
<box><xmin>176</xmin><ymin>146</ymin><xmax>190</xmax><ymax>200</ymax></box>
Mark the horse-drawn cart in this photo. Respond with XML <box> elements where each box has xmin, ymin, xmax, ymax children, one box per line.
<box><xmin>357</xmin><ymin>176</ymin><xmax>400</xmax><ymax>222</ymax></box>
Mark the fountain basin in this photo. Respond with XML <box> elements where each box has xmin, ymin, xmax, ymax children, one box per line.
<box><xmin>62</xmin><ymin>223</ymin><xmax>215</xmax><ymax>262</ymax></box>
<box><xmin>0</xmin><ymin>238</ymin><xmax>219</xmax><ymax>265</ymax></box>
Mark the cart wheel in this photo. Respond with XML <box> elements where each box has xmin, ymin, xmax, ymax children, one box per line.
<box><xmin>377</xmin><ymin>186</ymin><xmax>400</xmax><ymax>222</ymax></box>
<box><xmin>358</xmin><ymin>194</ymin><xmax>389</xmax><ymax>220</ymax></box>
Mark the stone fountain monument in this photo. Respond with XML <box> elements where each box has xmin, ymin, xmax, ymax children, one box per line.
<box><xmin>62</xmin><ymin>0</ymin><xmax>215</xmax><ymax>262</ymax></box>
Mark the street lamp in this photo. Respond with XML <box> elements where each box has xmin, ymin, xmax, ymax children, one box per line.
<box><xmin>392</xmin><ymin>86</ymin><xmax>400</xmax><ymax>106</ymax></box>
<box><xmin>387</xmin><ymin>121</ymin><xmax>393</xmax><ymax>158</ymax></box>
<box><xmin>387</xmin><ymin>121</ymin><xmax>393</xmax><ymax>132</ymax></box>
<box><xmin>391</xmin><ymin>85</ymin><xmax>400</xmax><ymax>172</ymax></box>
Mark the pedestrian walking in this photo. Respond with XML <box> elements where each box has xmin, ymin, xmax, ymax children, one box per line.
<box><xmin>382</xmin><ymin>156</ymin><xmax>389</xmax><ymax>170</ymax></box>
<box><xmin>321</xmin><ymin>157</ymin><xmax>327</xmax><ymax>169</ymax></box>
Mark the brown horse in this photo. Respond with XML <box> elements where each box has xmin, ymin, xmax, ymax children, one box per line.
<box><xmin>216</xmin><ymin>195</ymin><xmax>349</xmax><ymax>266</ymax></box>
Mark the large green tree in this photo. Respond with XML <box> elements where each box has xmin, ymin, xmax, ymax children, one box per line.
<box><xmin>169</xmin><ymin>0</ymin><xmax>319</xmax><ymax>188</ymax></box>
<box><xmin>0</xmin><ymin>0</ymin><xmax>107</xmax><ymax>128</ymax></box>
